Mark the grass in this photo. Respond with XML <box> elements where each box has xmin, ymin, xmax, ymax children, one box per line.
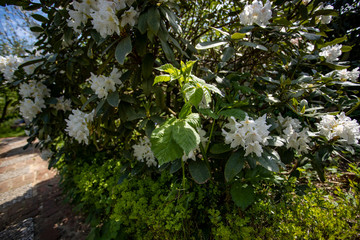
<box><xmin>0</xmin><ymin>117</ymin><xmax>26</xmax><ymax>138</ymax></box>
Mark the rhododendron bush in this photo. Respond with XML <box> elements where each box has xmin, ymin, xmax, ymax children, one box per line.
<box><xmin>1</xmin><ymin>0</ymin><xmax>360</xmax><ymax>237</ymax></box>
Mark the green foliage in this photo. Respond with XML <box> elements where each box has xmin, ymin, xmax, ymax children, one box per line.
<box><xmin>0</xmin><ymin>117</ymin><xmax>25</xmax><ymax>138</ymax></box>
<box><xmin>58</xmin><ymin>153</ymin><xmax>360</xmax><ymax>239</ymax></box>
<box><xmin>2</xmin><ymin>0</ymin><xmax>360</xmax><ymax>238</ymax></box>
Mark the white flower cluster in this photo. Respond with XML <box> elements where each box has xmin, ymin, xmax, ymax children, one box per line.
<box><xmin>306</xmin><ymin>43</ymin><xmax>315</xmax><ymax>52</ymax></box>
<box><xmin>319</xmin><ymin>44</ymin><xmax>342</xmax><ymax>62</ymax></box>
<box><xmin>19</xmin><ymin>81</ymin><xmax>50</xmax><ymax>121</ymax></box>
<box><xmin>68</xmin><ymin>0</ymin><xmax>139</xmax><ymax>38</ymax></box>
<box><xmin>222</xmin><ymin>115</ymin><xmax>271</xmax><ymax>157</ymax></box>
<box><xmin>0</xmin><ymin>55</ymin><xmax>23</xmax><ymax>82</ymax></box>
<box><xmin>277</xmin><ymin>115</ymin><xmax>310</xmax><ymax>154</ymax></box>
<box><xmin>319</xmin><ymin>5</ymin><xmax>334</xmax><ymax>24</ymax></box>
<box><xmin>88</xmin><ymin>68</ymin><xmax>123</xmax><ymax>99</ymax></box>
<box><xmin>52</xmin><ymin>96</ymin><xmax>72</xmax><ymax>112</ymax></box>
<box><xmin>132</xmin><ymin>136</ymin><xmax>157</xmax><ymax>167</ymax></box>
<box><xmin>65</xmin><ymin>109</ymin><xmax>95</xmax><ymax>145</ymax></box>
<box><xmin>182</xmin><ymin>127</ymin><xmax>208</xmax><ymax>161</ymax></box>
<box><xmin>316</xmin><ymin>112</ymin><xmax>360</xmax><ymax>145</ymax></box>
<box><xmin>40</xmin><ymin>149</ymin><xmax>54</xmax><ymax>160</ymax></box>
<box><xmin>22</xmin><ymin>55</ymin><xmax>42</xmax><ymax>75</ymax></box>
<box><xmin>240</xmin><ymin>0</ymin><xmax>272</xmax><ymax>27</ymax></box>
<box><xmin>336</xmin><ymin>68</ymin><xmax>360</xmax><ymax>82</ymax></box>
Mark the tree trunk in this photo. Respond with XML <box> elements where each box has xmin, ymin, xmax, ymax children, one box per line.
<box><xmin>0</xmin><ymin>95</ymin><xmax>11</xmax><ymax>123</ymax></box>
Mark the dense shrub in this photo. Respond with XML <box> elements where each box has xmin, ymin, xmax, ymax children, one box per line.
<box><xmin>1</xmin><ymin>0</ymin><xmax>360</xmax><ymax>238</ymax></box>
<box><xmin>58</xmin><ymin>151</ymin><xmax>360</xmax><ymax>239</ymax></box>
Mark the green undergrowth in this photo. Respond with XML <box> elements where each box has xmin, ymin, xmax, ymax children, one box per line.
<box><xmin>57</xmin><ymin>154</ymin><xmax>360</xmax><ymax>240</ymax></box>
<box><xmin>0</xmin><ymin>117</ymin><xmax>25</xmax><ymax>138</ymax></box>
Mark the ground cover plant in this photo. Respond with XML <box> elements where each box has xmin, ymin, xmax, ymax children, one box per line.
<box><xmin>1</xmin><ymin>0</ymin><xmax>360</xmax><ymax>238</ymax></box>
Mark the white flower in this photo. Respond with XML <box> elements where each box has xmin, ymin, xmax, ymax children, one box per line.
<box><xmin>319</xmin><ymin>5</ymin><xmax>334</xmax><ymax>24</ymax></box>
<box><xmin>125</xmin><ymin>0</ymin><xmax>135</xmax><ymax>7</ymax></box>
<box><xmin>132</xmin><ymin>136</ymin><xmax>157</xmax><ymax>167</ymax></box>
<box><xmin>65</xmin><ymin>109</ymin><xmax>94</xmax><ymax>145</ymax></box>
<box><xmin>52</xmin><ymin>96</ymin><xmax>72</xmax><ymax>112</ymax></box>
<box><xmin>0</xmin><ymin>55</ymin><xmax>23</xmax><ymax>82</ymax></box>
<box><xmin>67</xmin><ymin>0</ymin><xmax>93</xmax><ymax>32</ymax></box>
<box><xmin>336</xmin><ymin>68</ymin><xmax>359</xmax><ymax>82</ymax></box>
<box><xmin>19</xmin><ymin>81</ymin><xmax>50</xmax><ymax>99</ymax></box>
<box><xmin>240</xmin><ymin>0</ymin><xmax>272</xmax><ymax>27</ymax></box>
<box><xmin>319</xmin><ymin>44</ymin><xmax>342</xmax><ymax>62</ymax></box>
<box><xmin>348</xmin><ymin>68</ymin><xmax>360</xmax><ymax>82</ymax></box>
<box><xmin>120</xmin><ymin>7</ymin><xmax>139</xmax><ymax>27</ymax></box>
<box><xmin>306</xmin><ymin>43</ymin><xmax>315</xmax><ymax>52</ymax></box>
<box><xmin>316</xmin><ymin>112</ymin><xmax>360</xmax><ymax>145</ymax></box>
<box><xmin>290</xmin><ymin>37</ymin><xmax>301</xmax><ymax>47</ymax></box>
<box><xmin>90</xmin><ymin>0</ymin><xmax>120</xmax><ymax>38</ymax></box>
<box><xmin>182</xmin><ymin>127</ymin><xmax>208</xmax><ymax>161</ymax></box>
<box><xmin>19</xmin><ymin>98</ymin><xmax>45</xmax><ymax>121</ymax></box>
<box><xmin>21</xmin><ymin>54</ymin><xmax>43</xmax><ymax>75</ymax></box>
<box><xmin>278</xmin><ymin>115</ymin><xmax>311</xmax><ymax>154</ymax></box>
<box><xmin>88</xmin><ymin>68</ymin><xmax>123</xmax><ymax>99</ymax></box>
<box><xmin>115</xmin><ymin>0</ymin><xmax>127</xmax><ymax>11</ymax></box>
<box><xmin>41</xmin><ymin>149</ymin><xmax>53</xmax><ymax>160</ymax></box>
<box><xmin>222</xmin><ymin>115</ymin><xmax>271</xmax><ymax>157</ymax></box>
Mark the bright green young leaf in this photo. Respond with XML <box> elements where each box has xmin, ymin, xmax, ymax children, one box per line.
<box><xmin>115</xmin><ymin>36</ymin><xmax>132</xmax><ymax>65</ymax></box>
<box><xmin>341</xmin><ymin>45</ymin><xmax>352</xmax><ymax>53</ymax></box>
<box><xmin>188</xmin><ymin>160</ymin><xmax>211</xmax><ymax>184</ymax></box>
<box><xmin>189</xmin><ymin>87</ymin><xmax>204</xmax><ymax>107</ymax></box>
<box><xmin>179</xmin><ymin>103</ymin><xmax>192</xmax><ymax>119</ymax></box>
<box><xmin>151</xmin><ymin>118</ymin><xmax>184</xmax><ymax>165</ymax></box>
<box><xmin>185</xmin><ymin>113</ymin><xmax>201</xmax><ymax>128</ymax></box>
<box><xmin>231</xmin><ymin>33</ymin><xmax>246</xmax><ymax>40</ymax></box>
<box><xmin>231</xmin><ymin>182</ymin><xmax>255</xmax><ymax>210</ymax></box>
<box><xmin>225</xmin><ymin>150</ymin><xmax>245</xmax><ymax>182</ymax></box>
<box><xmin>172</xmin><ymin>121</ymin><xmax>200</xmax><ymax>155</ymax></box>
<box><xmin>192</xmin><ymin>75</ymin><xmax>223</xmax><ymax>96</ymax></box>
<box><xmin>181</xmin><ymin>61</ymin><xmax>196</xmax><ymax>78</ymax></box>
<box><xmin>156</xmin><ymin>64</ymin><xmax>178</xmax><ymax>75</ymax></box>
<box><xmin>153</xmin><ymin>75</ymin><xmax>171</xmax><ymax>85</ymax></box>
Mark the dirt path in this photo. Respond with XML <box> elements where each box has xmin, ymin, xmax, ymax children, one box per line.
<box><xmin>0</xmin><ymin>137</ymin><xmax>89</xmax><ymax>239</ymax></box>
